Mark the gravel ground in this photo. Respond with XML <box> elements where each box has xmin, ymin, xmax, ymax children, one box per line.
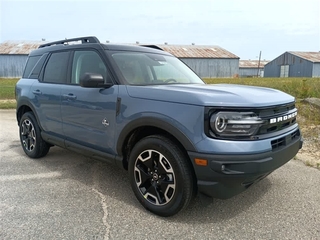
<box><xmin>1</xmin><ymin>109</ymin><xmax>319</xmax><ymax>239</ymax></box>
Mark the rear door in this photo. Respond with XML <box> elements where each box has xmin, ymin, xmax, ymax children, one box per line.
<box><xmin>30</xmin><ymin>51</ymin><xmax>70</xmax><ymax>138</ymax></box>
<box><xmin>61</xmin><ymin>50</ymin><xmax>118</xmax><ymax>154</ymax></box>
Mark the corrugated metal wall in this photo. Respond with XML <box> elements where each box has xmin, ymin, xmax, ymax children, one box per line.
<box><xmin>180</xmin><ymin>58</ymin><xmax>239</xmax><ymax>78</ymax></box>
<box><xmin>239</xmin><ymin>68</ymin><xmax>262</xmax><ymax>77</ymax></box>
<box><xmin>264</xmin><ymin>52</ymin><xmax>314</xmax><ymax>77</ymax></box>
<box><xmin>0</xmin><ymin>55</ymin><xmax>28</xmax><ymax>77</ymax></box>
<box><xmin>312</xmin><ymin>63</ymin><xmax>320</xmax><ymax>77</ymax></box>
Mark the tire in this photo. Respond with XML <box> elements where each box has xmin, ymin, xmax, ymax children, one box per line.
<box><xmin>19</xmin><ymin>112</ymin><xmax>50</xmax><ymax>158</ymax></box>
<box><xmin>128</xmin><ymin>135</ymin><xmax>195</xmax><ymax>217</ymax></box>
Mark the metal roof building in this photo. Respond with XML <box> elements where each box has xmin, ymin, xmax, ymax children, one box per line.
<box><xmin>154</xmin><ymin>44</ymin><xmax>240</xmax><ymax>78</ymax></box>
<box><xmin>239</xmin><ymin>60</ymin><xmax>269</xmax><ymax>77</ymax></box>
<box><xmin>0</xmin><ymin>41</ymin><xmax>43</xmax><ymax>77</ymax></box>
<box><xmin>264</xmin><ymin>51</ymin><xmax>320</xmax><ymax>77</ymax></box>
<box><xmin>0</xmin><ymin>41</ymin><xmax>239</xmax><ymax>78</ymax></box>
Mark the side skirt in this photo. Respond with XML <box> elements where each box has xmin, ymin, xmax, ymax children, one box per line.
<box><xmin>41</xmin><ymin>132</ymin><xmax>119</xmax><ymax>166</ymax></box>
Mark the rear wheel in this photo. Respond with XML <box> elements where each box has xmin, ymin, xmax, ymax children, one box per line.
<box><xmin>19</xmin><ymin>112</ymin><xmax>50</xmax><ymax>158</ymax></box>
<box><xmin>128</xmin><ymin>135</ymin><xmax>195</xmax><ymax>217</ymax></box>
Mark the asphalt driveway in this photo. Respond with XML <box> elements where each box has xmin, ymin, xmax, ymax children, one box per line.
<box><xmin>1</xmin><ymin>109</ymin><xmax>319</xmax><ymax>239</ymax></box>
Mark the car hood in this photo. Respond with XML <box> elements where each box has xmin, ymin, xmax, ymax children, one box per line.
<box><xmin>125</xmin><ymin>84</ymin><xmax>295</xmax><ymax>107</ymax></box>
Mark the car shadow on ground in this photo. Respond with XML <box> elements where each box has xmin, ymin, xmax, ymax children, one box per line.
<box><xmin>12</xmin><ymin>144</ymin><xmax>273</xmax><ymax>223</ymax></box>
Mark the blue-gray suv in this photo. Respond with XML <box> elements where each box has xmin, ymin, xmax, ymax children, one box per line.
<box><xmin>16</xmin><ymin>36</ymin><xmax>303</xmax><ymax>217</ymax></box>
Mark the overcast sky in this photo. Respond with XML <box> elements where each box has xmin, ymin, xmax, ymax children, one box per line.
<box><xmin>0</xmin><ymin>0</ymin><xmax>319</xmax><ymax>60</ymax></box>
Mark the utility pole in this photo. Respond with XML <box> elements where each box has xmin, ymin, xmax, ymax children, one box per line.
<box><xmin>257</xmin><ymin>51</ymin><xmax>261</xmax><ymax>77</ymax></box>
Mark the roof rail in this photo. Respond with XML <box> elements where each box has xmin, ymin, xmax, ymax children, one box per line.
<box><xmin>141</xmin><ymin>45</ymin><xmax>164</xmax><ymax>51</ymax></box>
<box><xmin>38</xmin><ymin>36</ymin><xmax>100</xmax><ymax>48</ymax></box>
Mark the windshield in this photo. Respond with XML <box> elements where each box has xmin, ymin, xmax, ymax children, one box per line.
<box><xmin>111</xmin><ymin>52</ymin><xmax>205</xmax><ymax>85</ymax></box>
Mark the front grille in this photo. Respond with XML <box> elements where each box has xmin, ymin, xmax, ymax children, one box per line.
<box><xmin>258</xmin><ymin>103</ymin><xmax>295</xmax><ymax>118</ymax></box>
<box><xmin>257</xmin><ymin>102</ymin><xmax>297</xmax><ymax>135</ymax></box>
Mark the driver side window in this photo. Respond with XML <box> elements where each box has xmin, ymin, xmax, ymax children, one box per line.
<box><xmin>71</xmin><ymin>51</ymin><xmax>111</xmax><ymax>84</ymax></box>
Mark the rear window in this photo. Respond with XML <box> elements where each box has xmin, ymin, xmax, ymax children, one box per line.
<box><xmin>22</xmin><ymin>56</ymin><xmax>41</xmax><ymax>78</ymax></box>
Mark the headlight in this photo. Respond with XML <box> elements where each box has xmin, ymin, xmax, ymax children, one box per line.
<box><xmin>210</xmin><ymin>112</ymin><xmax>264</xmax><ymax>137</ymax></box>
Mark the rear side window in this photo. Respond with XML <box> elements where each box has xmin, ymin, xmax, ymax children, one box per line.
<box><xmin>43</xmin><ymin>52</ymin><xmax>69</xmax><ymax>83</ymax></box>
<box><xmin>22</xmin><ymin>56</ymin><xmax>41</xmax><ymax>78</ymax></box>
<box><xmin>28</xmin><ymin>53</ymin><xmax>49</xmax><ymax>79</ymax></box>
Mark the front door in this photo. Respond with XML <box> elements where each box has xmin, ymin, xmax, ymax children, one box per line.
<box><xmin>61</xmin><ymin>50</ymin><xmax>118</xmax><ymax>154</ymax></box>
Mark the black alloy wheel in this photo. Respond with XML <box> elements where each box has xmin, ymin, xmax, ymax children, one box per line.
<box><xmin>19</xmin><ymin>112</ymin><xmax>50</xmax><ymax>158</ymax></box>
<box><xmin>129</xmin><ymin>135</ymin><xmax>195</xmax><ymax>217</ymax></box>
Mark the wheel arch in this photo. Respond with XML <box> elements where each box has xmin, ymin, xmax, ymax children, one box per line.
<box><xmin>16</xmin><ymin>100</ymin><xmax>38</xmax><ymax>126</ymax></box>
<box><xmin>116</xmin><ymin>117</ymin><xmax>197</xmax><ymax>170</ymax></box>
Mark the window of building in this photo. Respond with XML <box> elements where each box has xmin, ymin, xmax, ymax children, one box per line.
<box><xmin>280</xmin><ymin>65</ymin><xmax>289</xmax><ymax>77</ymax></box>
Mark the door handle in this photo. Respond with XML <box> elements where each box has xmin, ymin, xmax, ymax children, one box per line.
<box><xmin>62</xmin><ymin>93</ymin><xmax>77</xmax><ymax>100</ymax></box>
<box><xmin>32</xmin><ymin>90</ymin><xmax>42</xmax><ymax>95</ymax></box>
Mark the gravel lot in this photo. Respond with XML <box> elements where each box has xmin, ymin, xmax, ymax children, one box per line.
<box><xmin>1</xmin><ymin>109</ymin><xmax>319</xmax><ymax>239</ymax></box>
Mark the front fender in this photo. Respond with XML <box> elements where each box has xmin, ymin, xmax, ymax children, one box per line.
<box><xmin>116</xmin><ymin>116</ymin><xmax>197</xmax><ymax>156</ymax></box>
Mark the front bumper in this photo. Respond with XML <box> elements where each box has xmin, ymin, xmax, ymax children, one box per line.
<box><xmin>188</xmin><ymin>130</ymin><xmax>303</xmax><ymax>199</ymax></box>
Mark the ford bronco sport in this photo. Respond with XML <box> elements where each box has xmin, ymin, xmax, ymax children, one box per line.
<box><xmin>16</xmin><ymin>36</ymin><xmax>303</xmax><ymax>217</ymax></box>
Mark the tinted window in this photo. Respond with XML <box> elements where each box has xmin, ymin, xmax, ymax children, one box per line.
<box><xmin>71</xmin><ymin>51</ymin><xmax>110</xmax><ymax>84</ymax></box>
<box><xmin>43</xmin><ymin>52</ymin><xmax>69</xmax><ymax>83</ymax></box>
<box><xmin>29</xmin><ymin>53</ymin><xmax>48</xmax><ymax>79</ymax></box>
<box><xmin>22</xmin><ymin>56</ymin><xmax>41</xmax><ymax>78</ymax></box>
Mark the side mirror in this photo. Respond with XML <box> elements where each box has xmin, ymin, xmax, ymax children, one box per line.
<box><xmin>80</xmin><ymin>73</ymin><xmax>113</xmax><ymax>88</ymax></box>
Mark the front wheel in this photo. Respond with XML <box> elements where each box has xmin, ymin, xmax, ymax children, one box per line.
<box><xmin>128</xmin><ymin>135</ymin><xmax>195</xmax><ymax>217</ymax></box>
<box><xmin>19</xmin><ymin>112</ymin><xmax>50</xmax><ymax>158</ymax></box>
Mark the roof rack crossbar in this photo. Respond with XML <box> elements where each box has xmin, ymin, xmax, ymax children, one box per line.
<box><xmin>38</xmin><ymin>36</ymin><xmax>100</xmax><ymax>48</ymax></box>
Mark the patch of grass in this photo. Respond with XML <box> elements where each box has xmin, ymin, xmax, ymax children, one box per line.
<box><xmin>305</xmin><ymin>160</ymin><xmax>313</xmax><ymax>167</ymax></box>
<box><xmin>0</xmin><ymin>78</ymin><xmax>19</xmax><ymax>100</ymax></box>
<box><xmin>296</xmin><ymin>101</ymin><xmax>320</xmax><ymax>126</ymax></box>
<box><xmin>0</xmin><ymin>100</ymin><xmax>16</xmax><ymax>109</ymax></box>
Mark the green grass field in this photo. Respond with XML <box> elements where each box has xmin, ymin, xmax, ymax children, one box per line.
<box><xmin>0</xmin><ymin>78</ymin><xmax>18</xmax><ymax>99</ymax></box>
<box><xmin>0</xmin><ymin>78</ymin><xmax>18</xmax><ymax>108</ymax></box>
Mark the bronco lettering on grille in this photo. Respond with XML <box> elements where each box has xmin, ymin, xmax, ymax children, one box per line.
<box><xmin>270</xmin><ymin>111</ymin><xmax>297</xmax><ymax>124</ymax></box>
